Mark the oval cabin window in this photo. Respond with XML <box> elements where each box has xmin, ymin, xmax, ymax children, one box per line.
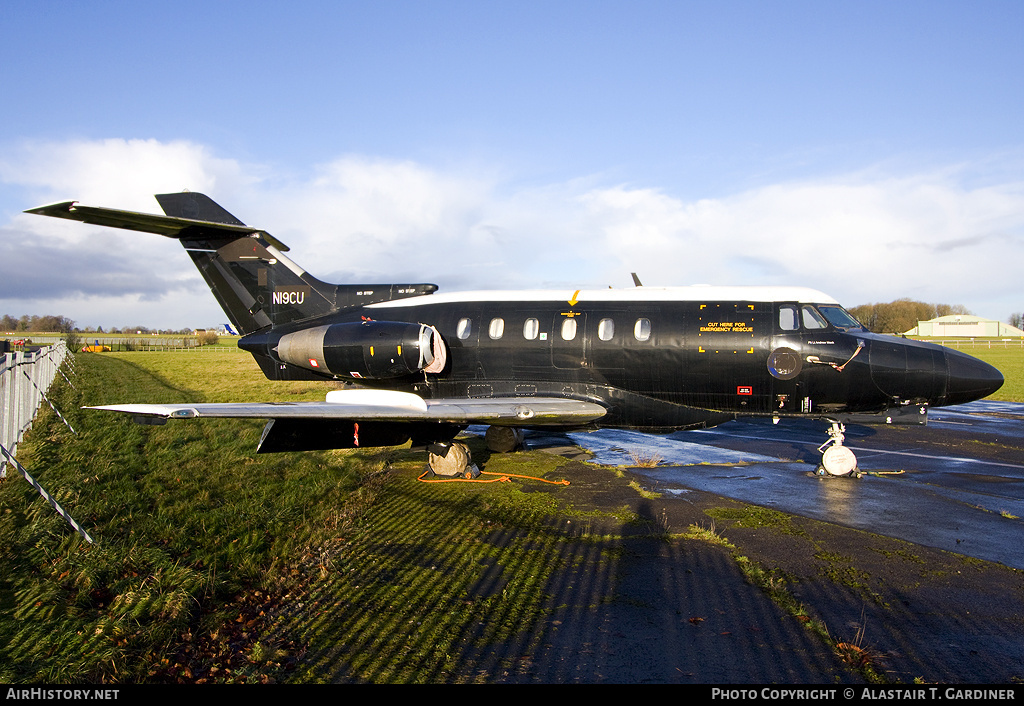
<box><xmin>457</xmin><ymin>318</ymin><xmax>472</xmax><ymax>340</ymax></box>
<box><xmin>488</xmin><ymin>317</ymin><xmax>505</xmax><ymax>339</ymax></box>
<box><xmin>634</xmin><ymin>318</ymin><xmax>651</xmax><ymax>342</ymax></box>
<box><xmin>523</xmin><ymin>318</ymin><xmax>539</xmax><ymax>340</ymax></box>
<box><xmin>598</xmin><ymin>318</ymin><xmax>615</xmax><ymax>341</ymax></box>
<box><xmin>561</xmin><ymin>317</ymin><xmax>578</xmax><ymax>341</ymax></box>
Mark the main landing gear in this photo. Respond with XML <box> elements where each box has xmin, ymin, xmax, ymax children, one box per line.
<box><xmin>425</xmin><ymin>426</ymin><xmax>525</xmax><ymax>479</ymax></box>
<box><xmin>816</xmin><ymin>420</ymin><xmax>861</xmax><ymax>478</ymax></box>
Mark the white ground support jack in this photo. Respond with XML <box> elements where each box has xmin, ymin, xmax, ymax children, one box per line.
<box><xmin>816</xmin><ymin>420</ymin><xmax>861</xmax><ymax>478</ymax></box>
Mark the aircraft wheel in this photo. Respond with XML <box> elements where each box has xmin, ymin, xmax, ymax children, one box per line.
<box><xmin>485</xmin><ymin>426</ymin><xmax>524</xmax><ymax>453</ymax></box>
<box><xmin>428</xmin><ymin>442</ymin><xmax>472</xmax><ymax>477</ymax></box>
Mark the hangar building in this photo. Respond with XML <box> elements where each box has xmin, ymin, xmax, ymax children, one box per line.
<box><xmin>904</xmin><ymin>315</ymin><xmax>1024</xmax><ymax>338</ymax></box>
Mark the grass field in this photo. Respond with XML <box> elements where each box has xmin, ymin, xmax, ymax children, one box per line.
<box><xmin>0</xmin><ymin>350</ymin><xmax>611</xmax><ymax>683</ymax></box>
<box><xmin>1</xmin><ymin>344</ymin><xmax>1019</xmax><ymax>683</ymax></box>
<box><xmin>955</xmin><ymin>347</ymin><xmax>1024</xmax><ymax>402</ymax></box>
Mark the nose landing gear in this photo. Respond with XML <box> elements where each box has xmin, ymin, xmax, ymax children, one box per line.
<box><xmin>817</xmin><ymin>420</ymin><xmax>861</xmax><ymax>478</ymax></box>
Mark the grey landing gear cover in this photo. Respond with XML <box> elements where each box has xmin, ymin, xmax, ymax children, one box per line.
<box><xmin>484</xmin><ymin>426</ymin><xmax>525</xmax><ymax>453</ymax></box>
<box><xmin>427</xmin><ymin>441</ymin><xmax>481</xmax><ymax>479</ymax></box>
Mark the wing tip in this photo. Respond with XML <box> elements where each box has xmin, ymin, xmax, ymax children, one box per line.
<box><xmin>24</xmin><ymin>201</ymin><xmax>78</xmax><ymax>216</ymax></box>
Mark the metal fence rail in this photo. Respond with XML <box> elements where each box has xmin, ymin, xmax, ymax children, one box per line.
<box><xmin>1</xmin><ymin>340</ymin><xmax>70</xmax><ymax>478</ymax></box>
<box><xmin>931</xmin><ymin>338</ymin><xmax>1024</xmax><ymax>349</ymax></box>
<box><xmin>0</xmin><ymin>341</ymin><xmax>94</xmax><ymax>542</ymax></box>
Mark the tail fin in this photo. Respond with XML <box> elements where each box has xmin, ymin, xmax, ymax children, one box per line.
<box><xmin>27</xmin><ymin>193</ymin><xmax>438</xmax><ymax>335</ymax></box>
<box><xmin>155</xmin><ymin>192</ymin><xmax>346</xmax><ymax>334</ymax></box>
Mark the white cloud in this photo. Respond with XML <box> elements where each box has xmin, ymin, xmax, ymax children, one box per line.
<box><xmin>2</xmin><ymin>137</ymin><xmax>1023</xmax><ymax>329</ymax></box>
<box><xmin>1</xmin><ymin>138</ymin><xmax>253</xmax><ymax>211</ymax></box>
<box><xmin>577</xmin><ymin>173</ymin><xmax>1024</xmax><ymax>311</ymax></box>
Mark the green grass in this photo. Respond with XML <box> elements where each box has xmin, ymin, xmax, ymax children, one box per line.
<box><xmin>0</xmin><ymin>352</ymin><xmax>383</xmax><ymax>682</ymax></box>
<box><xmin>958</xmin><ymin>347</ymin><xmax>1024</xmax><ymax>402</ymax></box>
<box><xmin>0</xmin><ymin>350</ymin><xmax>605</xmax><ymax>683</ymax></box>
<box><xmin>706</xmin><ymin>505</ymin><xmax>808</xmax><ymax>535</ymax></box>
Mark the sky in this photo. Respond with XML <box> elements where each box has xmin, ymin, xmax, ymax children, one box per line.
<box><xmin>1</xmin><ymin>0</ymin><xmax>1022</xmax><ymax>330</ymax></box>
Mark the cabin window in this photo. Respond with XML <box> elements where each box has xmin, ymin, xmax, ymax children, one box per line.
<box><xmin>801</xmin><ymin>305</ymin><xmax>828</xmax><ymax>330</ymax></box>
<box><xmin>778</xmin><ymin>305</ymin><xmax>799</xmax><ymax>331</ymax></box>
<box><xmin>488</xmin><ymin>317</ymin><xmax>504</xmax><ymax>339</ymax></box>
<box><xmin>457</xmin><ymin>317</ymin><xmax>472</xmax><ymax>340</ymax></box>
<box><xmin>523</xmin><ymin>318</ymin><xmax>539</xmax><ymax>340</ymax></box>
<box><xmin>634</xmin><ymin>318</ymin><xmax>651</xmax><ymax>342</ymax></box>
<box><xmin>598</xmin><ymin>318</ymin><xmax>615</xmax><ymax>341</ymax></box>
<box><xmin>561</xmin><ymin>317</ymin><xmax>578</xmax><ymax>341</ymax></box>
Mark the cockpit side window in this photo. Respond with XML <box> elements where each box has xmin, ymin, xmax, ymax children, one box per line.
<box><xmin>801</xmin><ymin>305</ymin><xmax>828</xmax><ymax>330</ymax></box>
<box><xmin>778</xmin><ymin>305</ymin><xmax>799</xmax><ymax>331</ymax></box>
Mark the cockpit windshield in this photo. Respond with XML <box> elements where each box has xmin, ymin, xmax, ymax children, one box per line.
<box><xmin>816</xmin><ymin>305</ymin><xmax>865</xmax><ymax>331</ymax></box>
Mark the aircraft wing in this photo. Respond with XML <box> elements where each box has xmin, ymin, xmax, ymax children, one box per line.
<box><xmin>87</xmin><ymin>390</ymin><xmax>608</xmax><ymax>426</ymax></box>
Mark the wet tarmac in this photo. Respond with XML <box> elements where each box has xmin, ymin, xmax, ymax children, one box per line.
<box><xmin>521</xmin><ymin>400</ymin><xmax>1024</xmax><ymax>569</ymax></box>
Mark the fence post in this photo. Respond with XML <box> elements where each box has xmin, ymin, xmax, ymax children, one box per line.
<box><xmin>1</xmin><ymin>352</ymin><xmax>12</xmax><ymax>478</ymax></box>
<box><xmin>0</xmin><ymin>341</ymin><xmax>69</xmax><ymax>478</ymax></box>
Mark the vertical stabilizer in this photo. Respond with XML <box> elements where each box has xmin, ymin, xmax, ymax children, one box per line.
<box><xmin>26</xmin><ymin>193</ymin><xmax>439</xmax><ymax>337</ymax></box>
<box><xmin>154</xmin><ymin>193</ymin><xmax>341</xmax><ymax>333</ymax></box>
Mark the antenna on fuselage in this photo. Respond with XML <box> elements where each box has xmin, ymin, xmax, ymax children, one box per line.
<box><xmin>631</xmin><ymin>273</ymin><xmax>643</xmax><ymax>287</ymax></box>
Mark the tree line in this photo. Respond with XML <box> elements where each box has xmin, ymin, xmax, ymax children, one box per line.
<box><xmin>2</xmin><ymin>314</ymin><xmax>194</xmax><ymax>335</ymax></box>
<box><xmin>847</xmin><ymin>300</ymin><xmax>971</xmax><ymax>334</ymax></box>
<box><xmin>1</xmin><ymin>314</ymin><xmax>76</xmax><ymax>333</ymax></box>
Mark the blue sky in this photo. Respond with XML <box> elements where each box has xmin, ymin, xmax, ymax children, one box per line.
<box><xmin>2</xmin><ymin>1</ymin><xmax>1022</xmax><ymax>329</ymax></box>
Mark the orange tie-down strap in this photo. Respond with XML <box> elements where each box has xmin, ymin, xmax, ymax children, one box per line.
<box><xmin>417</xmin><ymin>469</ymin><xmax>570</xmax><ymax>485</ymax></box>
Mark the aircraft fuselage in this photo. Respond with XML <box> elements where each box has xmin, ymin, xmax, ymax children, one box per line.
<box><xmin>238</xmin><ymin>286</ymin><xmax>1002</xmax><ymax>432</ymax></box>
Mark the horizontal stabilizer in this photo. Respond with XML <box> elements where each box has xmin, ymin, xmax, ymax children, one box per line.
<box><xmin>25</xmin><ymin>200</ymin><xmax>290</xmax><ymax>251</ymax></box>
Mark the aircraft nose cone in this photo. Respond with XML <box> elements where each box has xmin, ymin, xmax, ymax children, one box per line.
<box><xmin>944</xmin><ymin>349</ymin><xmax>1003</xmax><ymax>405</ymax></box>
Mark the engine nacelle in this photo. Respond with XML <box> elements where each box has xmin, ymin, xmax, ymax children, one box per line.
<box><xmin>275</xmin><ymin>321</ymin><xmax>440</xmax><ymax>378</ymax></box>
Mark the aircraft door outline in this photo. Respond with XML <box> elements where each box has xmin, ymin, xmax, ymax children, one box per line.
<box><xmin>769</xmin><ymin>302</ymin><xmax>807</xmax><ymax>412</ymax></box>
<box><xmin>551</xmin><ymin>311</ymin><xmax>588</xmax><ymax>370</ymax></box>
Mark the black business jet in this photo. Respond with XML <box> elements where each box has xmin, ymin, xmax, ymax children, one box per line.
<box><xmin>28</xmin><ymin>192</ymin><xmax>1004</xmax><ymax>478</ymax></box>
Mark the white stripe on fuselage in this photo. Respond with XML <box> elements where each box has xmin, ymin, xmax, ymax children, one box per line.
<box><xmin>366</xmin><ymin>285</ymin><xmax>839</xmax><ymax>309</ymax></box>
